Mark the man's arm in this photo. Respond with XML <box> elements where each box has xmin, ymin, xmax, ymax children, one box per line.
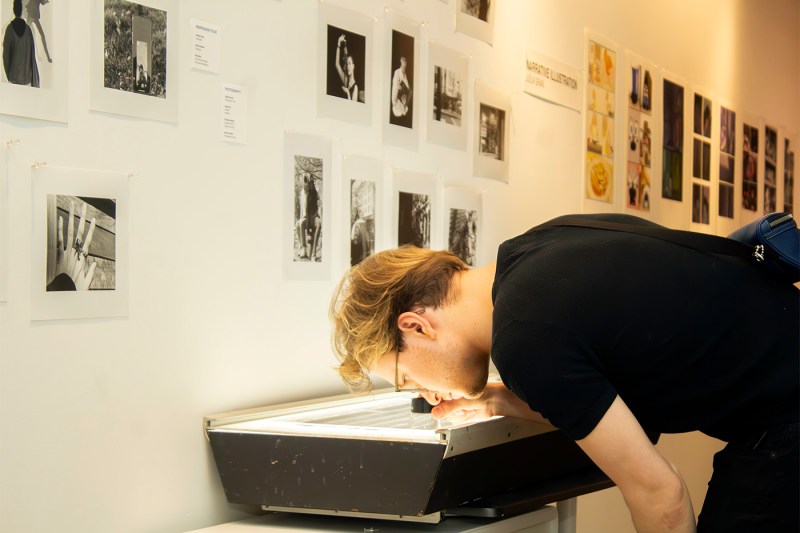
<box><xmin>429</xmin><ymin>381</ymin><xmax>549</xmax><ymax>424</ymax></box>
<box><xmin>577</xmin><ymin>395</ymin><xmax>696</xmax><ymax>533</ymax></box>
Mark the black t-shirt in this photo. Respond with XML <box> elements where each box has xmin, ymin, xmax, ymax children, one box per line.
<box><xmin>491</xmin><ymin>214</ymin><xmax>799</xmax><ymax>442</ymax></box>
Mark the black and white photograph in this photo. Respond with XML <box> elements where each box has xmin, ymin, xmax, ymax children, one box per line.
<box><xmin>90</xmin><ymin>0</ymin><xmax>177</xmax><ymax>122</ymax></box>
<box><xmin>474</xmin><ymin>81</ymin><xmax>510</xmax><ymax>181</ymax></box>
<box><xmin>103</xmin><ymin>0</ymin><xmax>167</xmax><ymax>98</ymax></box>
<box><xmin>31</xmin><ymin>166</ymin><xmax>129</xmax><ymax>321</ymax></box>
<box><xmin>392</xmin><ymin>170</ymin><xmax>439</xmax><ymax>249</ymax></box>
<box><xmin>433</xmin><ymin>65</ymin><xmax>461</xmax><ymax>126</ymax></box>
<box><xmin>292</xmin><ymin>156</ymin><xmax>323</xmax><ymax>263</ymax></box>
<box><xmin>478</xmin><ymin>103</ymin><xmax>504</xmax><ymax>161</ymax></box>
<box><xmin>427</xmin><ymin>42</ymin><xmax>468</xmax><ymax>150</ymax></box>
<box><xmin>388</xmin><ymin>29</ymin><xmax>414</xmax><ymax>129</ymax></box>
<box><xmin>46</xmin><ymin>195</ymin><xmax>117</xmax><ymax>292</ymax></box>
<box><xmin>382</xmin><ymin>11</ymin><xmax>419</xmax><ymax>148</ymax></box>
<box><xmin>2</xmin><ymin>0</ymin><xmax>53</xmax><ymax>89</ymax></box>
<box><xmin>317</xmin><ymin>2</ymin><xmax>372</xmax><ymax>126</ymax></box>
<box><xmin>342</xmin><ymin>156</ymin><xmax>383</xmax><ymax>271</ymax></box>
<box><xmin>456</xmin><ymin>0</ymin><xmax>493</xmax><ymax>43</ymax></box>
<box><xmin>283</xmin><ymin>132</ymin><xmax>331</xmax><ymax>281</ymax></box>
<box><xmin>397</xmin><ymin>191</ymin><xmax>430</xmax><ymax>248</ymax></box>
<box><xmin>448</xmin><ymin>208</ymin><xmax>477</xmax><ymax>265</ymax></box>
<box><xmin>0</xmin><ymin>0</ymin><xmax>67</xmax><ymax>121</ymax></box>
<box><xmin>461</xmin><ymin>0</ymin><xmax>490</xmax><ymax>21</ymax></box>
<box><xmin>349</xmin><ymin>179</ymin><xmax>375</xmax><ymax>267</ymax></box>
<box><xmin>444</xmin><ymin>186</ymin><xmax>482</xmax><ymax>266</ymax></box>
<box><xmin>325</xmin><ymin>24</ymin><xmax>365</xmax><ymax>103</ymax></box>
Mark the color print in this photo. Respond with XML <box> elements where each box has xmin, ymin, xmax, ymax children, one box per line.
<box><xmin>585</xmin><ymin>38</ymin><xmax>615</xmax><ymax>203</ymax></box>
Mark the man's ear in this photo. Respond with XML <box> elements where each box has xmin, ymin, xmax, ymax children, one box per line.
<box><xmin>397</xmin><ymin>311</ymin><xmax>437</xmax><ymax>340</ymax></box>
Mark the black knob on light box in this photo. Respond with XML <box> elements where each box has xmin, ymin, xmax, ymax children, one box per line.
<box><xmin>410</xmin><ymin>396</ymin><xmax>433</xmax><ymax>413</ymax></box>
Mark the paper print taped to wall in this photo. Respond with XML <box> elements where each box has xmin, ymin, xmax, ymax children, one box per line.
<box><xmin>585</xmin><ymin>36</ymin><xmax>616</xmax><ymax>204</ymax></box>
<box><xmin>90</xmin><ymin>0</ymin><xmax>177</xmax><ymax>122</ymax></box>
<box><xmin>103</xmin><ymin>0</ymin><xmax>167</xmax><ymax>99</ymax></box>
<box><xmin>690</xmin><ymin>91</ymin><xmax>713</xmax><ymax>226</ymax></box>
<box><xmin>474</xmin><ymin>81</ymin><xmax>509</xmax><ymax>182</ymax></box>
<box><xmin>428</xmin><ymin>43</ymin><xmax>468</xmax><ymax>150</ymax></box>
<box><xmin>293</xmin><ymin>155</ymin><xmax>324</xmax><ymax>264</ymax></box>
<box><xmin>742</xmin><ymin>122</ymin><xmax>758</xmax><ymax>212</ymax></box>
<box><xmin>0</xmin><ymin>0</ymin><xmax>67</xmax><ymax>121</ymax></box>
<box><xmin>31</xmin><ymin>166</ymin><xmax>129</xmax><ymax>320</ymax></box>
<box><xmin>661</xmin><ymin>79</ymin><xmax>684</xmax><ymax>202</ymax></box>
<box><xmin>382</xmin><ymin>10</ymin><xmax>419</xmax><ymax>149</ymax></box>
<box><xmin>624</xmin><ymin>52</ymin><xmax>654</xmax><ymax>213</ymax></box>
<box><xmin>392</xmin><ymin>170</ymin><xmax>439</xmax><ymax>250</ymax></box>
<box><xmin>343</xmin><ymin>156</ymin><xmax>383</xmax><ymax>269</ymax></box>
<box><xmin>455</xmin><ymin>0</ymin><xmax>493</xmax><ymax>44</ymax></box>
<box><xmin>719</xmin><ymin>105</ymin><xmax>736</xmax><ymax>218</ymax></box>
<box><xmin>317</xmin><ymin>2</ymin><xmax>372</xmax><ymax>126</ymax></box>
<box><xmin>764</xmin><ymin>125</ymin><xmax>777</xmax><ymax>213</ymax></box>
<box><xmin>283</xmin><ymin>132</ymin><xmax>331</xmax><ymax>281</ymax></box>
<box><xmin>444</xmin><ymin>187</ymin><xmax>481</xmax><ymax>267</ymax></box>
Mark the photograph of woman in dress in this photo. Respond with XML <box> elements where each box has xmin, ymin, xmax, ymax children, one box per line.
<box><xmin>326</xmin><ymin>24</ymin><xmax>365</xmax><ymax>103</ymax></box>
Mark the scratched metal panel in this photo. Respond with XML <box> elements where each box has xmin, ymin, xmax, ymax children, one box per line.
<box><xmin>424</xmin><ymin>430</ymin><xmax>594</xmax><ymax>513</ymax></box>
<box><xmin>208</xmin><ymin>431</ymin><xmax>445</xmax><ymax>516</ymax></box>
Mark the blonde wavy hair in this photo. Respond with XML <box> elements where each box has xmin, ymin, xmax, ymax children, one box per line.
<box><xmin>329</xmin><ymin>245</ymin><xmax>469</xmax><ymax>391</ymax></box>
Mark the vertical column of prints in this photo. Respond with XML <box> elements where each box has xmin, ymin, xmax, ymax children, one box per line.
<box><xmin>763</xmin><ymin>126</ymin><xmax>778</xmax><ymax>213</ymax></box>
<box><xmin>718</xmin><ymin>106</ymin><xmax>736</xmax><ymax>222</ymax></box>
<box><xmin>741</xmin><ymin>121</ymin><xmax>759</xmax><ymax>217</ymax></box>
<box><xmin>661</xmin><ymin>79</ymin><xmax>684</xmax><ymax>204</ymax></box>
<box><xmin>691</xmin><ymin>92</ymin><xmax>712</xmax><ymax>226</ymax></box>
<box><xmin>784</xmin><ymin>139</ymin><xmax>795</xmax><ymax>215</ymax></box>
<box><xmin>585</xmin><ymin>37</ymin><xmax>616</xmax><ymax>205</ymax></box>
<box><xmin>624</xmin><ymin>53</ymin><xmax>654</xmax><ymax>214</ymax></box>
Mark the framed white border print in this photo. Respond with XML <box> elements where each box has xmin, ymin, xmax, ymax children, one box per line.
<box><xmin>0</xmin><ymin>0</ymin><xmax>68</xmax><ymax>122</ymax></box>
<box><xmin>427</xmin><ymin>41</ymin><xmax>469</xmax><ymax>151</ymax></box>
<box><xmin>283</xmin><ymin>132</ymin><xmax>332</xmax><ymax>281</ymax></box>
<box><xmin>90</xmin><ymin>0</ymin><xmax>179</xmax><ymax>123</ymax></box>
<box><xmin>443</xmin><ymin>186</ymin><xmax>482</xmax><ymax>266</ymax></box>
<box><xmin>455</xmin><ymin>0</ymin><xmax>494</xmax><ymax>45</ymax></box>
<box><xmin>317</xmin><ymin>1</ymin><xmax>373</xmax><ymax>126</ymax></box>
<box><xmin>342</xmin><ymin>155</ymin><xmax>383</xmax><ymax>270</ymax></box>
<box><xmin>382</xmin><ymin>10</ymin><xmax>420</xmax><ymax>149</ymax></box>
<box><xmin>392</xmin><ymin>169</ymin><xmax>440</xmax><ymax>250</ymax></box>
<box><xmin>473</xmin><ymin>81</ymin><xmax>510</xmax><ymax>182</ymax></box>
<box><xmin>31</xmin><ymin>165</ymin><xmax>130</xmax><ymax>321</ymax></box>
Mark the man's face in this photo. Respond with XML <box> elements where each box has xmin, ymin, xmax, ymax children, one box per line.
<box><xmin>372</xmin><ymin>335</ymin><xmax>488</xmax><ymax>402</ymax></box>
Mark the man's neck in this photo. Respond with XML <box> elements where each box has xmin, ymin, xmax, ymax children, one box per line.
<box><xmin>448</xmin><ymin>263</ymin><xmax>496</xmax><ymax>355</ymax></box>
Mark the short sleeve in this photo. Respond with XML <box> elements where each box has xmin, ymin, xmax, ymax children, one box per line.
<box><xmin>492</xmin><ymin>319</ymin><xmax>617</xmax><ymax>440</ymax></box>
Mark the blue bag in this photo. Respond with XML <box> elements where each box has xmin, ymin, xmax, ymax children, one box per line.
<box><xmin>728</xmin><ymin>212</ymin><xmax>800</xmax><ymax>283</ymax></box>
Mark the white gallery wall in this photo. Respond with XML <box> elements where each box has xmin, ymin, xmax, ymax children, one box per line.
<box><xmin>0</xmin><ymin>1</ymin><xmax>797</xmax><ymax>532</ymax></box>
